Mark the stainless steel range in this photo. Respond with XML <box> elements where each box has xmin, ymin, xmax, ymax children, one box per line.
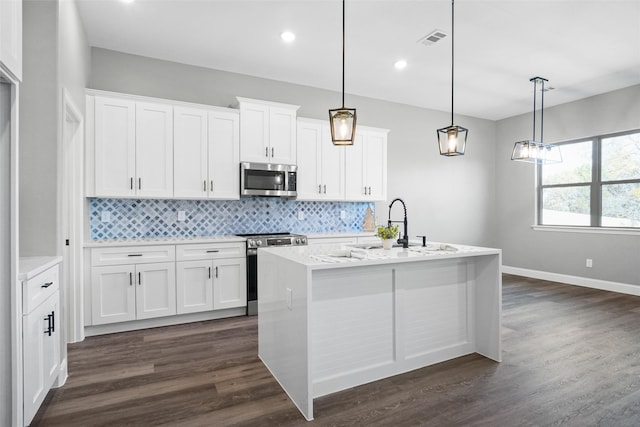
<box><xmin>236</xmin><ymin>232</ymin><xmax>308</xmax><ymax>315</ymax></box>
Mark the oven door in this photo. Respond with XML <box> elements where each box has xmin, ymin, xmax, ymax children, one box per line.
<box><xmin>246</xmin><ymin>248</ymin><xmax>258</xmax><ymax>315</ymax></box>
<box><xmin>240</xmin><ymin>162</ymin><xmax>297</xmax><ymax>197</ymax></box>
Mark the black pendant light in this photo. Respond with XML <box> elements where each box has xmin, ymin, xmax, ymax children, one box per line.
<box><xmin>437</xmin><ymin>0</ymin><xmax>467</xmax><ymax>156</ymax></box>
<box><xmin>511</xmin><ymin>77</ymin><xmax>562</xmax><ymax>164</ymax></box>
<box><xmin>329</xmin><ymin>0</ymin><xmax>357</xmax><ymax>145</ymax></box>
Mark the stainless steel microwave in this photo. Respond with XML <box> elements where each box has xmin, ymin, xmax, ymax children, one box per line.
<box><xmin>240</xmin><ymin>162</ymin><xmax>297</xmax><ymax>198</ymax></box>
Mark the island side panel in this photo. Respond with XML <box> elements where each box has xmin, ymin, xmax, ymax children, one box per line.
<box><xmin>311</xmin><ymin>265</ymin><xmax>396</xmax><ymax>398</ymax></box>
<box><xmin>473</xmin><ymin>252</ymin><xmax>502</xmax><ymax>362</ymax></box>
<box><xmin>258</xmin><ymin>250</ymin><xmax>313</xmax><ymax>420</ymax></box>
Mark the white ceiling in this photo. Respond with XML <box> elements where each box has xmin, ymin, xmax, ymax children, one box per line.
<box><xmin>76</xmin><ymin>0</ymin><xmax>640</xmax><ymax>121</ymax></box>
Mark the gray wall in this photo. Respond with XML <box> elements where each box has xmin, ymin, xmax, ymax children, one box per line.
<box><xmin>20</xmin><ymin>0</ymin><xmax>59</xmax><ymax>256</ymax></box>
<box><xmin>90</xmin><ymin>48</ymin><xmax>498</xmax><ymax>247</ymax></box>
<box><xmin>495</xmin><ymin>85</ymin><xmax>640</xmax><ymax>285</ymax></box>
<box><xmin>20</xmin><ymin>0</ymin><xmax>90</xmax><ymax>256</ymax></box>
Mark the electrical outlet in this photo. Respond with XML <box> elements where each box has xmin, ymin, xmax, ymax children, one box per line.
<box><xmin>177</xmin><ymin>210</ymin><xmax>186</xmax><ymax>222</ymax></box>
<box><xmin>586</xmin><ymin>258</ymin><xmax>593</xmax><ymax>268</ymax></box>
<box><xmin>340</xmin><ymin>210</ymin><xmax>346</xmax><ymax>220</ymax></box>
<box><xmin>101</xmin><ymin>211</ymin><xmax>111</xmax><ymax>223</ymax></box>
<box><xmin>297</xmin><ymin>210</ymin><xmax>305</xmax><ymax>221</ymax></box>
<box><xmin>286</xmin><ymin>288</ymin><xmax>292</xmax><ymax>310</ymax></box>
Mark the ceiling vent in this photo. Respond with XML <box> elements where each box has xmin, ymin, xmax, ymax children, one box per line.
<box><xmin>417</xmin><ymin>29</ymin><xmax>447</xmax><ymax>46</ymax></box>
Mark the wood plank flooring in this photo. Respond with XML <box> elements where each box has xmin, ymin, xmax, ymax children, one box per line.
<box><xmin>32</xmin><ymin>274</ymin><xmax>640</xmax><ymax>426</ymax></box>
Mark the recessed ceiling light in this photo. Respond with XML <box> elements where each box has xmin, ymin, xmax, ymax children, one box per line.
<box><xmin>281</xmin><ymin>31</ymin><xmax>296</xmax><ymax>43</ymax></box>
<box><xmin>394</xmin><ymin>60</ymin><xmax>407</xmax><ymax>70</ymax></box>
<box><xmin>120</xmin><ymin>0</ymin><xmax>135</xmax><ymax>3</ymax></box>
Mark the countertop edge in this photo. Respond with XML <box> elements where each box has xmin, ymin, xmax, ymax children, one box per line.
<box><xmin>83</xmin><ymin>235</ymin><xmax>247</xmax><ymax>248</ymax></box>
<box><xmin>19</xmin><ymin>256</ymin><xmax>63</xmax><ymax>281</ymax></box>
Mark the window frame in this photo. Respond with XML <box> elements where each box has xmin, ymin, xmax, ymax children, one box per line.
<box><xmin>537</xmin><ymin>129</ymin><xmax>640</xmax><ymax>229</ymax></box>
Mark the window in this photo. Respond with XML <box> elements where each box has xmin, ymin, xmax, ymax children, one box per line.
<box><xmin>538</xmin><ymin>130</ymin><xmax>640</xmax><ymax>228</ymax></box>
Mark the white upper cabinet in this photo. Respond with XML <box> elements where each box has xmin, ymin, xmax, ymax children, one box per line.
<box><xmin>174</xmin><ymin>106</ymin><xmax>209</xmax><ymax>199</ymax></box>
<box><xmin>94</xmin><ymin>96</ymin><xmax>136</xmax><ymax>197</ymax></box>
<box><xmin>93</xmin><ymin>96</ymin><xmax>173</xmax><ymax>198</ymax></box>
<box><xmin>174</xmin><ymin>106</ymin><xmax>239</xmax><ymax>199</ymax></box>
<box><xmin>297</xmin><ymin>118</ymin><xmax>345</xmax><ymax>200</ymax></box>
<box><xmin>208</xmin><ymin>110</ymin><xmax>240</xmax><ymax>199</ymax></box>
<box><xmin>135</xmin><ymin>102</ymin><xmax>174</xmax><ymax>198</ymax></box>
<box><xmin>238</xmin><ymin>97</ymin><xmax>299</xmax><ymax>164</ymax></box>
<box><xmin>345</xmin><ymin>126</ymin><xmax>388</xmax><ymax>201</ymax></box>
<box><xmin>0</xmin><ymin>0</ymin><xmax>22</xmax><ymax>80</ymax></box>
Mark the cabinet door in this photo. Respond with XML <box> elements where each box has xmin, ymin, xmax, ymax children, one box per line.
<box><xmin>296</xmin><ymin>121</ymin><xmax>322</xmax><ymax>200</ymax></box>
<box><xmin>91</xmin><ymin>265</ymin><xmax>136</xmax><ymax>325</ymax></box>
<box><xmin>345</xmin><ymin>133</ymin><xmax>366</xmax><ymax>201</ymax></box>
<box><xmin>176</xmin><ymin>260</ymin><xmax>213</xmax><ymax>314</ymax></box>
<box><xmin>209</xmin><ymin>111</ymin><xmax>240</xmax><ymax>199</ymax></box>
<box><xmin>239</xmin><ymin>102</ymin><xmax>269</xmax><ymax>162</ymax></box>
<box><xmin>363</xmin><ymin>130</ymin><xmax>387</xmax><ymax>201</ymax></box>
<box><xmin>0</xmin><ymin>0</ymin><xmax>22</xmax><ymax>80</ymax></box>
<box><xmin>23</xmin><ymin>299</ymin><xmax>47</xmax><ymax>425</ymax></box>
<box><xmin>42</xmin><ymin>292</ymin><xmax>60</xmax><ymax>391</ymax></box>
<box><xmin>94</xmin><ymin>97</ymin><xmax>136</xmax><ymax>197</ymax></box>
<box><xmin>213</xmin><ymin>258</ymin><xmax>246</xmax><ymax>310</ymax></box>
<box><xmin>269</xmin><ymin>106</ymin><xmax>297</xmax><ymax>164</ymax></box>
<box><xmin>136</xmin><ymin>102</ymin><xmax>174</xmax><ymax>197</ymax></box>
<box><xmin>136</xmin><ymin>262</ymin><xmax>177</xmax><ymax>320</ymax></box>
<box><xmin>174</xmin><ymin>106</ymin><xmax>208</xmax><ymax>198</ymax></box>
<box><xmin>320</xmin><ymin>124</ymin><xmax>345</xmax><ymax>200</ymax></box>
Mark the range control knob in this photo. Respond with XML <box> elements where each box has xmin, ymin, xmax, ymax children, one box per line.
<box><xmin>256</xmin><ymin>240</ymin><xmax>263</xmax><ymax>246</ymax></box>
<box><xmin>301</xmin><ymin>238</ymin><xmax>307</xmax><ymax>244</ymax></box>
<box><xmin>295</xmin><ymin>238</ymin><xmax>301</xmax><ymax>244</ymax></box>
<box><xmin>248</xmin><ymin>239</ymin><xmax>255</xmax><ymax>247</ymax></box>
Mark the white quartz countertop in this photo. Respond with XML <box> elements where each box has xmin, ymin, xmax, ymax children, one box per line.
<box><xmin>19</xmin><ymin>256</ymin><xmax>63</xmax><ymax>281</ymax></box>
<box><xmin>84</xmin><ymin>235</ymin><xmax>246</xmax><ymax>248</ymax></box>
<box><xmin>306</xmin><ymin>232</ymin><xmax>376</xmax><ymax>239</ymax></box>
<box><xmin>260</xmin><ymin>242</ymin><xmax>501</xmax><ymax>270</ymax></box>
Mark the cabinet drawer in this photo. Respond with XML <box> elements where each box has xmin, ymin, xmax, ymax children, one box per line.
<box><xmin>23</xmin><ymin>264</ymin><xmax>59</xmax><ymax>314</ymax></box>
<box><xmin>176</xmin><ymin>242</ymin><xmax>245</xmax><ymax>261</ymax></box>
<box><xmin>92</xmin><ymin>245</ymin><xmax>175</xmax><ymax>266</ymax></box>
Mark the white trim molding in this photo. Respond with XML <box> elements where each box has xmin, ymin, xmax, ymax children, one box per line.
<box><xmin>532</xmin><ymin>225</ymin><xmax>640</xmax><ymax>236</ymax></box>
<box><xmin>503</xmin><ymin>266</ymin><xmax>640</xmax><ymax>297</ymax></box>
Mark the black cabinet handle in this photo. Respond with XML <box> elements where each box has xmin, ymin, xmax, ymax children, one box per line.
<box><xmin>138</xmin><ymin>272</ymin><xmax>141</xmax><ymax>285</ymax></box>
<box><xmin>128</xmin><ymin>254</ymin><xmax>143</xmax><ymax>257</ymax></box>
<box><xmin>208</xmin><ymin>267</ymin><xmax>211</xmax><ymax>279</ymax></box>
<box><xmin>129</xmin><ymin>272</ymin><xmax>133</xmax><ymax>286</ymax></box>
<box><xmin>44</xmin><ymin>314</ymin><xmax>52</xmax><ymax>336</ymax></box>
<box><xmin>41</xmin><ymin>281</ymin><xmax>54</xmax><ymax>288</ymax></box>
<box><xmin>206</xmin><ymin>250</ymin><xmax>219</xmax><ymax>253</ymax></box>
<box><xmin>51</xmin><ymin>311</ymin><xmax>55</xmax><ymax>332</ymax></box>
<box><xmin>215</xmin><ymin>266</ymin><xmax>219</xmax><ymax>278</ymax></box>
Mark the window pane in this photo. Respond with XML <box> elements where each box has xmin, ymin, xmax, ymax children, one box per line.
<box><xmin>601</xmin><ymin>182</ymin><xmax>640</xmax><ymax>227</ymax></box>
<box><xmin>541</xmin><ymin>141</ymin><xmax>592</xmax><ymax>185</ymax></box>
<box><xmin>602</xmin><ymin>133</ymin><xmax>640</xmax><ymax>181</ymax></box>
<box><xmin>541</xmin><ymin>186</ymin><xmax>590</xmax><ymax>226</ymax></box>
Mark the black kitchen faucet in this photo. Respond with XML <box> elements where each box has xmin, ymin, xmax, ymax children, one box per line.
<box><xmin>388</xmin><ymin>198</ymin><xmax>409</xmax><ymax>249</ymax></box>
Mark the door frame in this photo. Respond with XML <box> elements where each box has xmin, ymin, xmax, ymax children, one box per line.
<box><xmin>61</xmin><ymin>88</ymin><xmax>84</xmax><ymax>344</ymax></box>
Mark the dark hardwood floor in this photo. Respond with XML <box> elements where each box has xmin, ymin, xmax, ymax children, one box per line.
<box><xmin>32</xmin><ymin>274</ymin><xmax>640</xmax><ymax>426</ymax></box>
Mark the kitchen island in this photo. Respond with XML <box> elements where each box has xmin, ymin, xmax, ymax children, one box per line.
<box><xmin>258</xmin><ymin>243</ymin><xmax>502</xmax><ymax>421</ymax></box>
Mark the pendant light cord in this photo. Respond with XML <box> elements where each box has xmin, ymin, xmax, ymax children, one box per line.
<box><xmin>450</xmin><ymin>0</ymin><xmax>455</xmax><ymax>126</ymax></box>
<box><xmin>540</xmin><ymin>79</ymin><xmax>545</xmax><ymax>144</ymax></box>
<box><xmin>341</xmin><ymin>0</ymin><xmax>346</xmax><ymax>108</ymax></box>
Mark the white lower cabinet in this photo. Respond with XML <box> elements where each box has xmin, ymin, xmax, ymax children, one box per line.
<box><xmin>90</xmin><ymin>243</ymin><xmax>246</xmax><ymax>327</ymax></box>
<box><xmin>91</xmin><ymin>262</ymin><xmax>176</xmax><ymax>325</ymax></box>
<box><xmin>21</xmin><ymin>261</ymin><xmax>61</xmax><ymax>426</ymax></box>
<box><xmin>176</xmin><ymin>242</ymin><xmax>246</xmax><ymax>313</ymax></box>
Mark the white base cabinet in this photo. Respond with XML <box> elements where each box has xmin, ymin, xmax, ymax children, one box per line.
<box><xmin>90</xmin><ymin>246</ymin><xmax>177</xmax><ymax>325</ymax></box>
<box><xmin>20</xmin><ymin>259</ymin><xmax>62</xmax><ymax>426</ymax></box>
<box><xmin>89</xmin><ymin>242</ymin><xmax>246</xmax><ymax>327</ymax></box>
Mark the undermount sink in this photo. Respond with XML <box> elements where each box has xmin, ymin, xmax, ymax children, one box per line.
<box><xmin>348</xmin><ymin>242</ymin><xmax>421</xmax><ymax>250</ymax></box>
<box><xmin>410</xmin><ymin>244</ymin><xmax>458</xmax><ymax>253</ymax></box>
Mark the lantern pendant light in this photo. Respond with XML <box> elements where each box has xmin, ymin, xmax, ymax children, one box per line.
<box><xmin>511</xmin><ymin>77</ymin><xmax>562</xmax><ymax>164</ymax></box>
<box><xmin>329</xmin><ymin>0</ymin><xmax>357</xmax><ymax>145</ymax></box>
<box><xmin>437</xmin><ymin>0</ymin><xmax>468</xmax><ymax>156</ymax></box>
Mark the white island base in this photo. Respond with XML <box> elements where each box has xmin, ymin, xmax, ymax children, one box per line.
<box><xmin>258</xmin><ymin>244</ymin><xmax>501</xmax><ymax>421</ymax></box>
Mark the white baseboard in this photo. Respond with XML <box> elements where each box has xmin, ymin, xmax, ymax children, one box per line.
<box><xmin>502</xmin><ymin>266</ymin><xmax>640</xmax><ymax>297</ymax></box>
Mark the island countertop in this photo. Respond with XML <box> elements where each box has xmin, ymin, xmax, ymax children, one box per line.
<box><xmin>259</xmin><ymin>241</ymin><xmax>500</xmax><ymax>269</ymax></box>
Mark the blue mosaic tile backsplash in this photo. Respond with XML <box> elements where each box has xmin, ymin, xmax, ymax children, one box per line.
<box><xmin>89</xmin><ymin>198</ymin><xmax>374</xmax><ymax>240</ymax></box>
